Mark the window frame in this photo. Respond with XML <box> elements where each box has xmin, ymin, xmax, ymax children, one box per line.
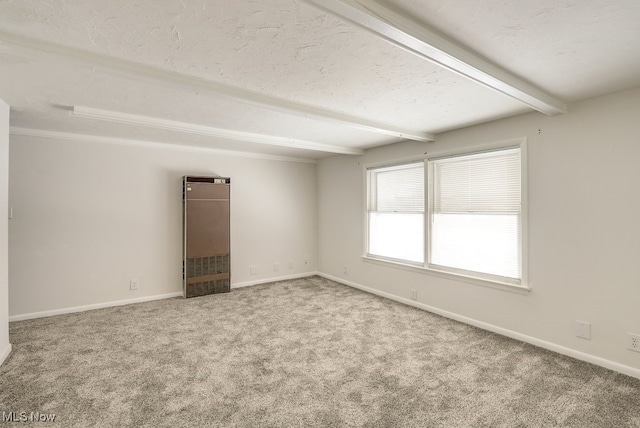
<box><xmin>362</xmin><ymin>139</ymin><xmax>529</xmax><ymax>292</ymax></box>
<box><xmin>365</xmin><ymin>159</ymin><xmax>426</xmax><ymax>266</ymax></box>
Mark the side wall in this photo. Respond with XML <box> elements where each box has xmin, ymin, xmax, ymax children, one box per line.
<box><xmin>318</xmin><ymin>87</ymin><xmax>640</xmax><ymax>376</ymax></box>
<box><xmin>9</xmin><ymin>136</ymin><xmax>317</xmax><ymax>319</ymax></box>
<box><xmin>0</xmin><ymin>99</ymin><xmax>10</xmax><ymax>365</ymax></box>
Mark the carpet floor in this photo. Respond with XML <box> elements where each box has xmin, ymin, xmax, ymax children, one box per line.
<box><xmin>1</xmin><ymin>276</ymin><xmax>639</xmax><ymax>427</ymax></box>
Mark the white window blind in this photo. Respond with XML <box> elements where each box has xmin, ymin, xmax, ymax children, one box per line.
<box><xmin>429</xmin><ymin>147</ymin><xmax>521</xmax><ymax>280</ymax></box>
<box><xmin>368</xmin><ymin>162</ymin><xmax>424</xmax><ymax>263</ymax></box>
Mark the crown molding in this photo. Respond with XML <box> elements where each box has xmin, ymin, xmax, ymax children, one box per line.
<box><xmin>72</xmin><ymin>106</ymin><xmax>363</xmax><ymax>155</ymax></box>
<box><xmin>302</xmin><ymin>0</ymin><xmax>567</xmax><ymax>115</ymax></box>
<box><xmin>0</xmin><ymin>30</ymin><xmax>435</xmax><ymax>143</ymax></box>
<box><xmin>9</xmin><ymin>127</ymin><xmax>319</xmax><ymax>164</ymax></box>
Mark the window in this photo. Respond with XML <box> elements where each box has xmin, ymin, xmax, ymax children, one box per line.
<box><xmin>428</xmin><ymin>147</ymin><xmax>522</xmax><ymax>282</ymax></box>
<box><xmin>365</xmin><ymin>143</ymin><xmax>525</xmax><ymax>286</ymax></box>
<box><xmin>367</xmin><ymin>162</ymin><xmax>424</xmax><ymax>264</ymax></box>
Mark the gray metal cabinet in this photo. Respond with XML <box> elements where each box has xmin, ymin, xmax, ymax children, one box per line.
<box><xmin>182</xmin><ymin>176</ymin><xmax>231</xmax><ymax>298</ymax></box>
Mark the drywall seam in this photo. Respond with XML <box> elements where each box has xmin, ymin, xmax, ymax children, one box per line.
<box><xmin>10</xmin><ymin>127</ymin><xmax>318</xmax><ymax>164</ymax></box>
<box><xmin>317</xmin><ymin>272</ymin><xmax>640</xmax><ymax>380</ymax></box>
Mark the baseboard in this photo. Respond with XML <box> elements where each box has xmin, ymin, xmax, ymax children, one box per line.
<box><xmin>232</xmin><ymin>272</ymin><xmax>319</xmax><ymax>289</ymax></box>
<box><xmin>8</xmin><ymin>273</ymin><xmax>320</xmax><ymax>322</ymax></box>
<box><xmin>0</xmin><ymin>343</ymin><xmax>12</xmax><ymax>366</ymax></box>
<box><xmin>317</xmin><ymin>272</ymin><xmax>640</xmax><ymax>380</ymax></box>
<box><xmin>8</xmin><ymin>292</ymin><xmax>183</xmax><ymax>322</ymax></box>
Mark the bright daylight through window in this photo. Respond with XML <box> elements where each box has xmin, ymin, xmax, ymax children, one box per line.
<box><xmin>367</xmin><ymin>162</ymin><xmax>424</xmax><ymax>264</ymax></box>
<box><xmin>367</xmin><ymin>144</ymin><xmax>523</xmax><ymax>285</ymax></box>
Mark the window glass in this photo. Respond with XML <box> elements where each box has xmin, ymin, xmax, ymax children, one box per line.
<box><xmin>367</xmin><ymin>162</ymin><xmax>424</xmax><ymax>263</ymax></box>
<box><xmin>429</xmin><ymin>147</ymin><xmax>521</xmax><ymax>280</ymax></box>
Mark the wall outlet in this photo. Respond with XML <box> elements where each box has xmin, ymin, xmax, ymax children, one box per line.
<box><xmin>288</xmin><ymin>261</ymin><xmax>294</xmax><ymax>270</ymax></box>
<box><xmin>343</xmin><ymin>265</ymin><xmax>348</xmax><ymax>275</ymax></box>
<box><xmin>250</xmin><ymin>265</ymin><xmax>258</xmax><ymax>275</ymax></box>
<box><xmin>273</xmin><ymin>263</ymin><xmax>279</xmax><ymax>272</ymax></box>
<box><xmin>410</xmin><ymin>289</ymin><xmax>417</xmax><ymax>301</ymax></box>
<box><xmin>129</xmin><ymin>279</ymin><xmax>139</xmax><ymax>291</ymax></box>
<box><xmin>576</xmin><ymin>320</ymin><xmax>591</xmax><ymax>340</ymax></box>
<box><xmin>628</xmin><ymin>333</ymin><xmax>640</xmax><ymax>352</ymax></box>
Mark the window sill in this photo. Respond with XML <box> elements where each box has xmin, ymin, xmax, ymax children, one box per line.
<box><xmin>360</xmin><ymin>256</ymin><xmax>531</xmax><ymax>294</ymax></box>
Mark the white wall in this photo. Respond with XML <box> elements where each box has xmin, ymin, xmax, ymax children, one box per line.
<box><xmin>9</xmin><ymin>136</ymin><xmax>317</xmax><ymax>318</ymax></box>
<box><xmin>0</xmin><ymin>99</ymin><xmax>10</xmax><ymax>365</ymax></box>
<box><xmin>318</xmin><ymin>87</ymin><xmax>640</xmax><ymax>375</ymax></box>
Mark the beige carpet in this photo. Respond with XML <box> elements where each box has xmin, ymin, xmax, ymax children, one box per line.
<box><xmin>1</xmin><ymin>276</ymin><xmax>639</xmax><ymax>427</ymax></box>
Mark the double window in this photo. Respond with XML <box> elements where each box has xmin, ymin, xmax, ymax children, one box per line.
<box><xmin>366</xmin><ymin>142</ymin><xmax>525</xmax><ymax>286</ymax></box>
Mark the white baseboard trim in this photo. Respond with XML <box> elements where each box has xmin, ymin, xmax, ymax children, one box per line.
<box><xmin>318</xmin><ymin>272</ymin><xmax>640</xmax><ymax>380</ymax></box>
<box><xmin>8</xmin><ymin>273</ymin><xmax>321</xmax><ymax>322</ymax></box>
<box><xmin>232</xmin><ymin>272</ymin><xmax>319</xmax><ymax>289</ymax></box>
<box><xmin>0</xmin><ymin>343</ymin><xmax>12</xmax><ymax>366</ymax></box>
<box><xmin>8</xmin><ymin>292</ymin><xmax>183</xmax><ymax>322</ymax></box>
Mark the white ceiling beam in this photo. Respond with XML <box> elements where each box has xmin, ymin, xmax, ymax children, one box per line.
<box><xmin>0</xmin><ymin>30</ymin><xmax>435</xmax><ymax>143</ymax></box>
<box><xmin>302</xmin><ymin>0</ymin><xmax>567</xmax><ymax>115</ymax></box>
<box><xmin>72</xmin><ymin>106</ymin><xmax>364</xmax><ymax>155</ymax></box>
<box><xmin>10</xmin><ymin>127</ymin><xmax>318</xmax><ymax>164</ymax></box>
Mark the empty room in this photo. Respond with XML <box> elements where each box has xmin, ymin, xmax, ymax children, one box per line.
<box><xmin>1</xmin><ymin>0</ymin><xmax>640</xmax><ymax>426</ymax></box>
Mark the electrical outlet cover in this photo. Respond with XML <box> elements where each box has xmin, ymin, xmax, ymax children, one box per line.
<box><xmin>576</xmin><ymin>320</ymin><xmax>591</xmax><ymax>340</ymax></box>
<box><xmin>628</xmin><ymin>333</ymin><xmax>640</xmax><ymax>352</ymax></box>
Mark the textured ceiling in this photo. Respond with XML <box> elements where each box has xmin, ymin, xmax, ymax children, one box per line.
<box><xmin>383</xmin><ymin>0</ymin><xmax>640</xmax><ymax>101</ymax></box>
<box><xmin>0</xmin><ymin>0</ymin><xmax>639</xmax><ymax>159</ymax></box>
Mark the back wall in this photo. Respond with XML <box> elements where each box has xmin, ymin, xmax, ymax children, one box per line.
<box><xmin>9</xmin><ymin>135</ymin><xmax>317</xmax><ymax>318</ymax></box>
